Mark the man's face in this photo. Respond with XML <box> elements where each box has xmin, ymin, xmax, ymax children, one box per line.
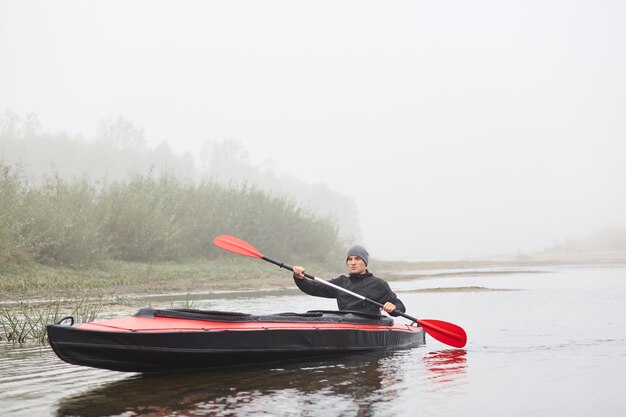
<box><xmin>346</xmin><ymin>256</ymin><xmax>367</xmax><ymax>275</ymax></box>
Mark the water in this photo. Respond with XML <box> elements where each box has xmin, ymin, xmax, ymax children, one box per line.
<box><xmin>1</xmin><ymin>265</ymin><xmax>625</xmax><ymax>416</ymax></box>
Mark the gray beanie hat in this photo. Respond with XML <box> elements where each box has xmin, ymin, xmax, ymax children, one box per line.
<box><xmin>346</xmin><ymin>245</ymin><xmax>369</xmax><ymax>265</ymax></box>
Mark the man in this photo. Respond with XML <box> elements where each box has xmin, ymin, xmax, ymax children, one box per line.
<box><xmin>293</xmin><ymin>244</ymin><xmax>405</xmax><ymax>316</ymax></box>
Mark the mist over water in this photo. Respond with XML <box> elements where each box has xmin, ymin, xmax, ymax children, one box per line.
<box><xmin>1</xmin><ymin>0</ymin><xmax>626</xmax><ymax>260</ymax></box>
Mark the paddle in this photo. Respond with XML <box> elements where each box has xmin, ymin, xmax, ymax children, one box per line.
<box><xmin>213</xmin><ymin>235</ymin><xmax>467</xmax><ymax>348</ymax></box>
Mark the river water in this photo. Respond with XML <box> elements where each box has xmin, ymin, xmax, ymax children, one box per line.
<box><xmin>1</xmin><ymin>265</ymin><xmax>625</xmax><ymax>416</ymax></box>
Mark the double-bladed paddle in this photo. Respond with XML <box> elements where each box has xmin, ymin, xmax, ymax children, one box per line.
<box><xmin>213</xmin><ymin>234</ymin><xmax>467</xmax><ymax>348</ymax></box>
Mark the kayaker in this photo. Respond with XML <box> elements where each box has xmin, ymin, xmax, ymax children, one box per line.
<box><xmin>292</xmin><ymin>244</ymin><xmax>406</xmax><ymax>317</ymax></box>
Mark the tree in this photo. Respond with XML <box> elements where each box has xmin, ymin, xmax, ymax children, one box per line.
<box><xmin>0</xmin><ymin>110</ymin><xmax>42</xmax><ymax>143</ymax></box>
<box><xmin>97</xmin><ymin>115</ymin><xmax>146</xmax><ymax>150</ymax></box>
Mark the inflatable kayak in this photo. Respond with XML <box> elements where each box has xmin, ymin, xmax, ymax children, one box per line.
<box><xmin>47</xmin><ymin>307</ymin><xmax>425</xmax><ymax>372</ymax></box>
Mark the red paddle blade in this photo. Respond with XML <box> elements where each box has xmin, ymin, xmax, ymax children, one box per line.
<box><xmin>417</xmin><ymin>319</ymin><xmax>467</xmax><ymax>348</ymax></box>
<box><xmin>213</xmin><ymin>235</ymin><xmax>263</xmax><ymax>258</ymax></box>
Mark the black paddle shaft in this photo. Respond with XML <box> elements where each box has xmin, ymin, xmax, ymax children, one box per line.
<box><xmin>261</xmin><ymin>255</ymin><xmax>420</xmax><ymax>323</ymax></box>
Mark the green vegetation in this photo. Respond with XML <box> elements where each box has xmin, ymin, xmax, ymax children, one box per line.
<box><xmin>0</xmin><ymin>162</ymin><xmax>341</xmax><ymax>272</ymax></box>
<box><xmin>0</xmin><ymin>298</ymin><xmax>104</xmax><ymax>343</ymax></box>
<box><xmin>1</xmin><ymin>112</ymin><xmax>361</xmax><ymax>246</ymax></box>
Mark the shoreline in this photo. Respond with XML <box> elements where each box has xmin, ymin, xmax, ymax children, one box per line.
<box><xmin>2</xmin><ymin>256</ymin><xmax>625</xmax><ymax>311</ymax></box>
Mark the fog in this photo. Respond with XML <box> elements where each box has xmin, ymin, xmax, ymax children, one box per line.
<box><xmin>1</xmin><ymin>0</ymin><xmax>625</xmax><ymax>260</ymax></box>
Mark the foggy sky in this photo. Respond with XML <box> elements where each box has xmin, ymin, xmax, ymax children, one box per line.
<box><xmin>1</xmin><ymin>0</ymin><xmax>625</xmax><ymax>260</ymax></box>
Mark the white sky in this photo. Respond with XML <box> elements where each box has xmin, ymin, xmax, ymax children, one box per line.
<box><xmin>1</xmin><ymin>0</ymin><xmax>625</xmax><ymax>260</ymax></box>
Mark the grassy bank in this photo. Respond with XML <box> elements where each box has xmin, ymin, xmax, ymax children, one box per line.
<box><xmin>4</xmin><ymin>251</ymin><xmax>625</xmax><ymax>302</ymax></box>
<box><xmin>0</xmin><ymin>257</ymin><xmax>342</xmax><ymax>302</ymax></box>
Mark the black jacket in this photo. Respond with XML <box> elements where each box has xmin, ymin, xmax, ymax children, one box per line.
<box><xmin>293</xmin><ymin>271</ymin><xmax>405</xmax><ymax>316</ymax></box>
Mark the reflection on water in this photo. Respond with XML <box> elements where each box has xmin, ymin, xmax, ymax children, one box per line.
<box><xmin>56</xmin><ymin>348</ymin><xmax>469</xmax><ymax>417</ymax></box>
<box><xmin>55</xmin><ymin>351</ymin><xmax>424</xmax><ymax>417</ymax></box>
<box><xmin>421</xmin><ymin>349</ymin><xmax>468</xmax><ymax>394</ymax></box>
<box><xmin>422</xmin><ymin>349</ymin><xmax>467</xmax><ymax>381</ymax></box>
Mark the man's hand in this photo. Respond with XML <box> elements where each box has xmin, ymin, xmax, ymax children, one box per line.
<box><xmin>293</xmin><ymin>266</ymin><xmax>306</xmax><ymax>280</ymax></box>
<box><xmin>381</xmin><ymin>302</ymin><xmax>397</xmax><ymax>314</ymax></box>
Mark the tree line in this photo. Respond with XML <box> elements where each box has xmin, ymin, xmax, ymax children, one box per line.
<box><xmin>0</xmin><ymin>111</ymin><xmax>361</xmax><ymax>246</ymax></box>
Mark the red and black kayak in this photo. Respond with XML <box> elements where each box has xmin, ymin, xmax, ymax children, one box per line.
<box><xmin>47</xmin><ymin>307</ymin><xmax>425</xmax><ymax>372</ymax></box>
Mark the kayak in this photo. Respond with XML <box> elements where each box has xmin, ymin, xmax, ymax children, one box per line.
<box><xmin>47</xmin><ymin>307</ymin><xmax>425</xmax><ymax>372</ymax></box>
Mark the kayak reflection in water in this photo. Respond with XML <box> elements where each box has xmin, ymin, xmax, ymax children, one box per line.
<box><xmin>293</xmin><ymin>244</ymin><xmax>406</xmax><ymax>317</ymax></box>
<box><xmin>55</xmin><ymin>352</ymin><xmax>396</xmax><ymax>417</ymax></box>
